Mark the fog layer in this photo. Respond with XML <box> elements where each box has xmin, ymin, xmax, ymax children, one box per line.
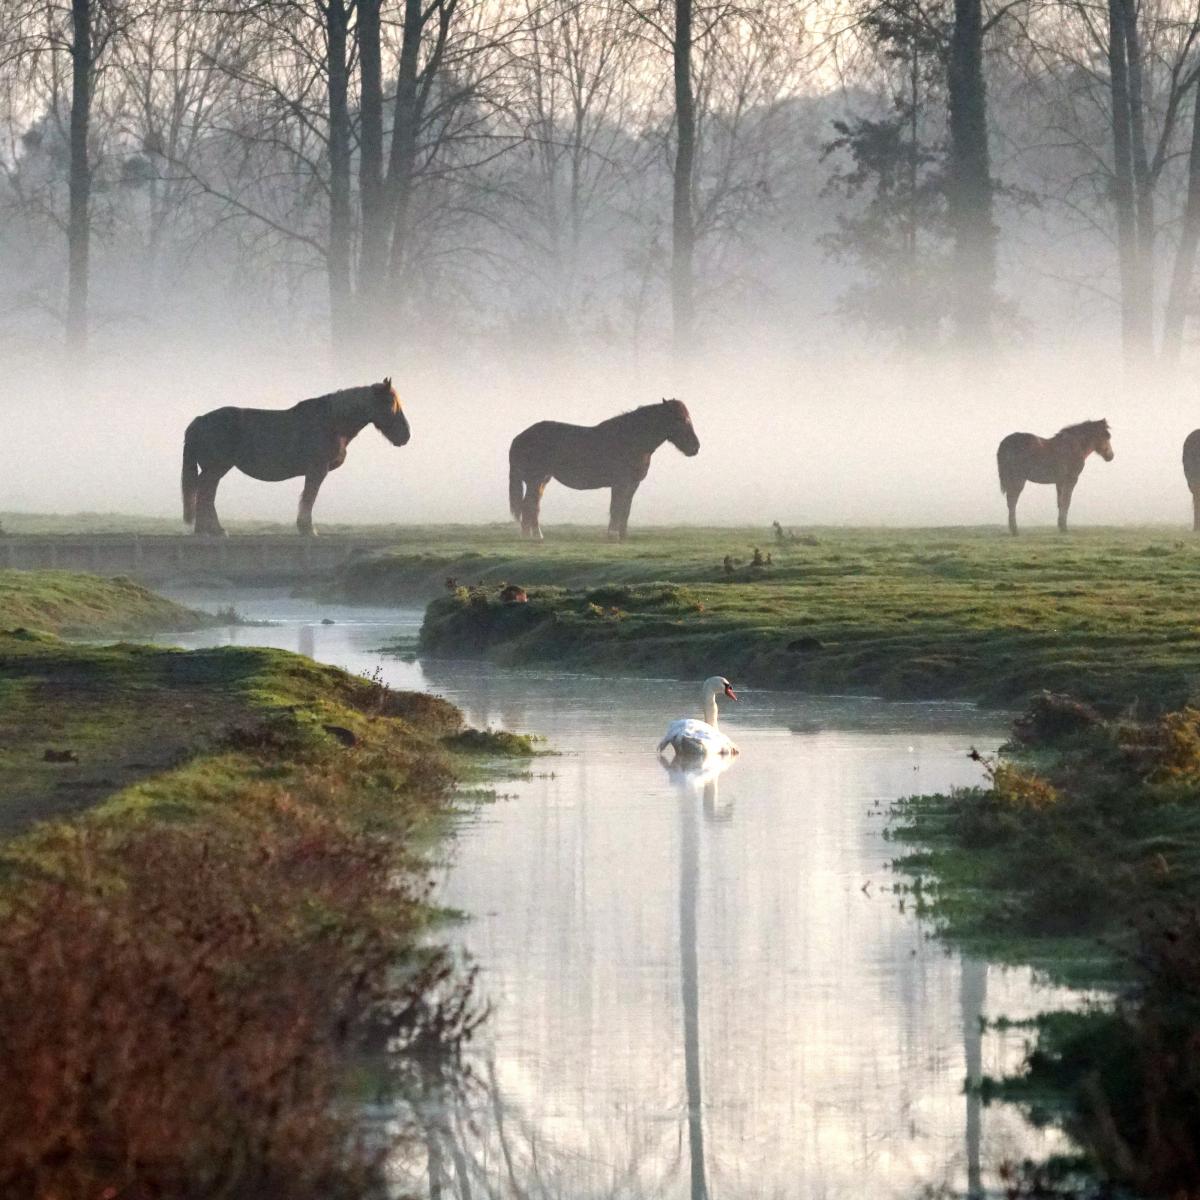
<box><xmin>1</xmin><ymin>343</ymin><xmax>1192</xmax><ymax>529</ymax></box>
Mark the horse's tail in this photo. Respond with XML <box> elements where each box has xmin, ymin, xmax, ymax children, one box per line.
<box><xmin>508</xmin><ymin>457</ymin><xmax>524</xmax><ymax>521</ymax></box>
<box><xmin>997</xmin><ymin>437</ymin><xmax>1017</xmax><ymax>494</ymax></box>
<box><xmin>181</xmin><ymin>421</ymin><xmax>200</xmax><ymax>526</ymax></box>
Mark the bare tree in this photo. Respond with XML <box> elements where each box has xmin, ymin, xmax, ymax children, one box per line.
<box><xmin>2</xmin><ymin>0</ymin><xmax>127</xmax><ymax>355</ymax></box>
<box><xmin>1007</xmin><ymin>0</ymin><xmax>1200</xmax><ymax>360</ymax></box>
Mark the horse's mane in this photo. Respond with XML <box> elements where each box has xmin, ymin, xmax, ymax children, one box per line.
<box><xmin>1056</xmin><ymin>418</ymin><xmax>1109</xmax><ymax>438</ymax></box>
<box><xmin>594</xmin><ymin>400</ymin><xmax>684</xmax><ymax>431</ymax></box>
<box><xmin>305</xmin><ymin>384</ymin><xmax>375</xmax><ymax>410</ymax></box>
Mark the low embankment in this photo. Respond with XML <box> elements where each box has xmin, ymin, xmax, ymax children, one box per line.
<box><xmin>0</xmin><ymin>572</ymin><xmax>531</xmax><ymax>1197</ymax></box>
<box><xmin>0</xmin><ymin>568</ymin><xmax>213</xmax><ymax>636</ymax></box>
<box><xmin>411</xmin><ymin>527</ymin><xmax>1200</xmax><ymax>710</ymax></box>
<box><xmin>891</xmin><ymin>695</ymin><xmax>1200</xmax><ymax>1196</ymax></box>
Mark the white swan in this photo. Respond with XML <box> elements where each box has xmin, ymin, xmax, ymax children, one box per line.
<box><xmin>658</xmin><ymin>676</ymin><xmax>739</xmax><ymax>758</ymax></box>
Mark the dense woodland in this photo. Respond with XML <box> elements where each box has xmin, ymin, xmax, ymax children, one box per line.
<box><xmin>4</xmin><ymin>0</ymin><xmax>1200</xmax><ymax>364</ymax></box>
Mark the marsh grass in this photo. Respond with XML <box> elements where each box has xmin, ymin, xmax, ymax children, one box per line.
<box><xmin>893</xmin><ymin>697</ymin><xmax>1200</xmax><ymax>1193</ymax></box>
<box><xmin>412</xmin><ymin>526</ymin><xmax>1200</xmax><ymax>709</ymax></box>
<box><xmin>0</xmin><ymin>625</ymin><xmax>531</xmax><ymax>1198</ymax></box>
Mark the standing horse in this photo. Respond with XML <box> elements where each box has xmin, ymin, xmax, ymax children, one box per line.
<box><xmin>1183</xmin><ymin>430</ymin><xmax>1200</xmax><ymax>531</ymax></box>
<box><xmin>997</xmin><ymin>419</ymin><xmax>1113</xmax><ymax>535</ymax></box>
<box><xmin>509</xmin><ymin>399</ymin><xmax>700</xmax><ymax>540</ymax></box>
<box><xmin>182</xmin><ymin>378</ymin><xmax>409</xmax><ymax>536</ymax></box>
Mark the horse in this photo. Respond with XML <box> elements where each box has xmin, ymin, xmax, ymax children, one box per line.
<box><xmin>1183</xmin><ymin>430</ymin><xmax>1200</xmax><ymax>530</ymax></box>
<box><xmin>181</xmin><ymin>378</ymin><xmax>409</xmax><ymax>537</ymax></box>
<box><xmin>996</xmin><ymin>419</ymin><xmax>1113</xmax><ymax>536</ymax></box>
<box><xmin>508</xmin><ymin>399</ymin><xmax>700</xmax><ymax>540</ymax></box>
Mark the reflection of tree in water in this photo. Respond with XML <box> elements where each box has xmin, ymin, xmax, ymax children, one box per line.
<box><xmin>961</xmin><ymin>958</ymin><xmax>986</xmax><ymax>1200</ymax></box>
<box><xmin>386</xmin><ymin>1055</ymin><xmax>679</xmax><ymax>1198</ymax></box>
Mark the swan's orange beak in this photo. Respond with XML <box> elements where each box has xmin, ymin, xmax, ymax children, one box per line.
<box><xmin>724</xmin><ymin>684</ymin><xmax>737</xmax><ymax>701</ymax></box>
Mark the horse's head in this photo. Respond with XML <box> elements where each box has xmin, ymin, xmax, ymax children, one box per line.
<box><xmin>661</xmin><ymin>398</ymin><xmax>700</xmax><ymax>457</ymax></box>
<box><xmin>1092</xmin><ymin>418</ymin><xmax>1114</xmax><ymax>461</ymax></box>
<box><xmin>371</xmin><ymin>377</ymin><xmax>410</xmax><ymax>447</ymax></box>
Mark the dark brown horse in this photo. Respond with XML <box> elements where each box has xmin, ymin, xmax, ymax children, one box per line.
<box><xmin>509</xmin><ymin>399</ymin><xmax>700</xmax><ymax>540</ymax></box>
<box><xmin>182</xmin><ymin>379</ymin><xmax>409</xmax><ymax>536</ymax></box>
<box><xmin>1183</xmin><ymin>430</ymin><xmax>1200</xmax><ymax>530</ymax></box>
<box><xmin>997</xmin><ymin>419</ymin><xmax>1113</xmax><ymax>535</ymax></box>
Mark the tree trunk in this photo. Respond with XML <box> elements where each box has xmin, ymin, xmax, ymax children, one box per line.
<box><xmin>1108</xmin><ymin>0</ymin><xmax>1140</xmax><ymax>360</ymax></box>
<box><xmin>357</xmin><ymin>0</ymin><xmax>386</xmax><ymax>328</ymax></box>
<box><xmin>1123</xmin><ymin>0</ymin><xmax>1154</xmax><ymax>355</ymax></box>
<box><xmin>1162</xmin><ymin>81</ymin><xmax>1200</xmax><ymax>364</ymax></box>
<box><xmin>945</xmin><ymin>0</ymin><xmax>995</xmax><ymax>349</ymax></box>
<box><xmin>326</xmin><ymin>0</ymin><xmax>353</xmax><ymax>348</ymax></box>
<box><xmin>66</xmin><ymin>0</ymin><xmax>92</xmax><ymax>359</ymax></box>
<box><xmin>385</xmin><ymin>0</ymin><xmax>424</xmax><ymax>294</ymax></box>
<box><xmin>671</xmin><ymin>0</ymin><xmax>696</xmax><ymax>359</ymax></box>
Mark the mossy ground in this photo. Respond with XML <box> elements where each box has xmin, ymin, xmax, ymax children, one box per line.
<box><xmin>410</xmin><ymin>525</ymin><xmax>1200</xmax><ymax>710</ymax></box>
<box><xmin>0</xmin><ymin>569</ymin><xmax>213</xmax><ymax>636</ymax></box>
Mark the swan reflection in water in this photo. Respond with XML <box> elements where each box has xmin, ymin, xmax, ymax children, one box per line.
<box><xmin>662</xmin><ymin>752</ymin><xmax>739</xmax><ymax>1200</ymax></box>
<box><xmin>660</xmin><ymin>751</ymin><xmax>737</xmax><ymax>822</ymax></box>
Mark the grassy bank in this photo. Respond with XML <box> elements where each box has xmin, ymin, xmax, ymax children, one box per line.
<box><xmin>0</xmin><ymin>629</ymin><xmax>528</xmax><ymax>1197</ymax></box>
<box><xmin>891</xmin><ymin>696</ymin><xmax>1200</xmax><ymax>1196</ymax></box>
<box><xmin>0</xmin><ymin>569</ymin><xmax>214</xmax><ymax>637</ymax></box>
<box><xmin>414</xmin><ymin>525</ymin><xmax>1200</xmax><ymax>710</ymax></box>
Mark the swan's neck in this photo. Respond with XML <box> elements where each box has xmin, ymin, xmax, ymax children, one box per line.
<box><xmin>703</xmin><ymin>692</ymin><xmax>719</xmax><ymax>728</ymax></box>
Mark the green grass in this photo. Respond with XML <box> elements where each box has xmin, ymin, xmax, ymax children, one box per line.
<box><xmin>384</xmin><ymin>526</ymin><xmax>1200</xmax><ymax>710</ymax></box>
<box><xmin>0</xmin><ymin>569</ymin><xmax>212</xmax><ymax>636</ymax></box>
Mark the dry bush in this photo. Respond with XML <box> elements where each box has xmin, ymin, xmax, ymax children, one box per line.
<box><xmin>0</xmin><ymin>790</ymin><xmax>472</xmax><ymax>1200</ymax></box>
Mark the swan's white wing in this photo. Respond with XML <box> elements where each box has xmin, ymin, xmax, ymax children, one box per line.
<box><xmin>659</xmin><ymin>718</ymin><xmax>735</xmax><ymax>757</ymax></box>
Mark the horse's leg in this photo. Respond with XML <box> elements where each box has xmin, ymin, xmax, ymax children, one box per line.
<box><xmin>297</xmin><ymin>468</ymin><xmax>328</xmax><ymax>537</ymax></box>
<box><xmin>194</xmin><ymin>466</ymin><xmax>229</xmax><ymax>536</ymax></box>
<box><xmin>1193</xmin><ymin>487</ymin><xmax>1200</xmax><ymax>533</ymax></box>
<box><xmin>607</xmin><ymin>487</ymin><xmax>622</xmax><ymax>540</ymax></box>
<box><xmin>1057</xmin><ymin>480</ymin><xmax>1075</xmax><ymax>533</ymax></box>
<box><xmin>1005</xmin><ymin>480</ymin><xmax>1024</xmax><ymax>536</ymax></box>
<box><xmin>522</xmin><ymin>476</ymin><xmax>550</xmax><ymax>540</ymax></box>
<box><xmin>610</xmin><ymin>483</ymin><xmax>637</xmax><ymax>541</ymax></box>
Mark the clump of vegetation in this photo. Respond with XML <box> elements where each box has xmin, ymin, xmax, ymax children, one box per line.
<box><xmin>894</xmin><ymin>696</ymin><xmax>1200</xmax><ymax>1194</ymax></box>
<box><xmin>0</xmin><ymin>804</ymin><xmax>475</xmax><ymax>1199</ymax></box>
<box><xmin>443</xmin><ymin>727</ymin><xmax>539</xmax><ymax>756</ymax></box>
<box><xmin>0</xmin><ymin>629</ymin><xmax>504</xmax><ymax>1195</ymax></box>
<box><xmin>990</xmin><ymin>909</ymin><xmax>1200</xmax><ymax>1197</ymax></box>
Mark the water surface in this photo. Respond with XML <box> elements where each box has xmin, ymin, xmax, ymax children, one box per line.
<box><xmin>164</xmin><ymin>590</ymin><xmax>1080</xmax><ymax>1198</ymax></box>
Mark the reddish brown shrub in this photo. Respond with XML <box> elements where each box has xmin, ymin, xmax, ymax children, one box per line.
<box><xmin>0</xmin><ymin>792</ymin><xmax>469</xmax><ymax>1200</ymax></box>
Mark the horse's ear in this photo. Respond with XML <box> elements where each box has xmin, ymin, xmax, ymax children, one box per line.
<box><xmin>383</xmin><ymin>376</ymin><xmax>392</xmax><ymax>388</ymax></box>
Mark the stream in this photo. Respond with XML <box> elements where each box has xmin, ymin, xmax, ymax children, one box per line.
<box><xmin>162</xmin><ymin>589</ymin><xmax>1082</xmax><ymax>1199</ymax></box>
